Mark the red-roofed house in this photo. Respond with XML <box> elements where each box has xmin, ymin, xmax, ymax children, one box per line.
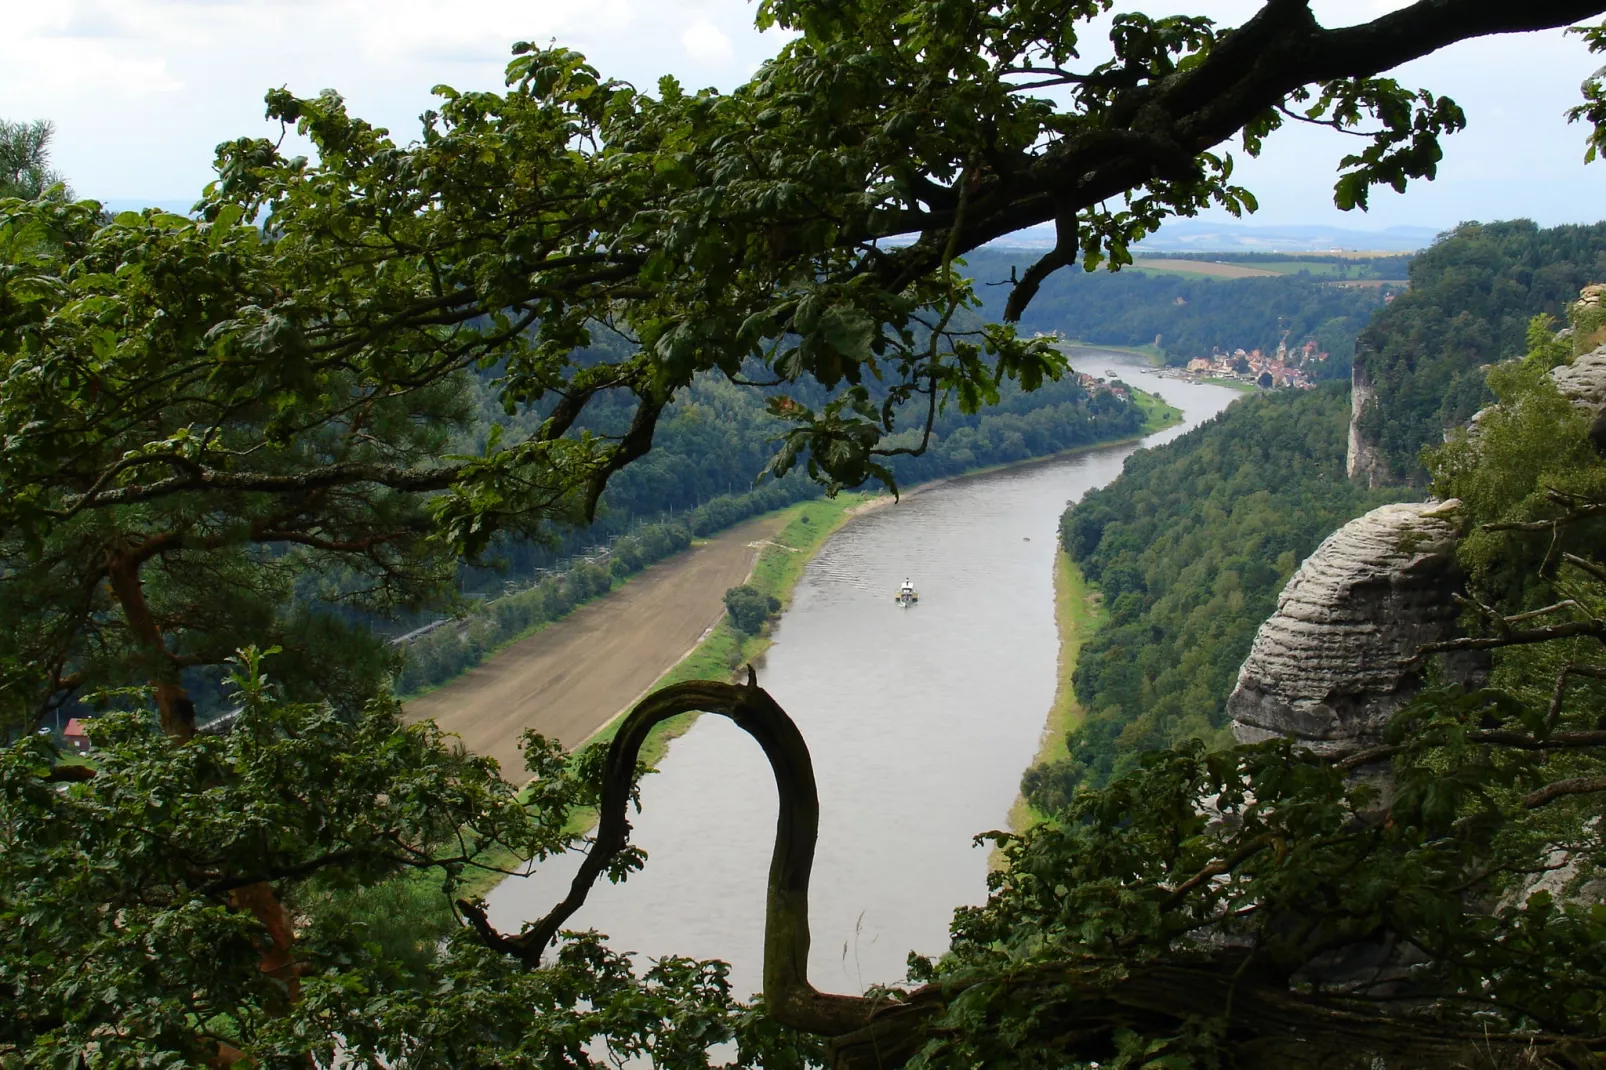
<box><xmin>63</xmin><ymin>718</ymin><xmax>92</xmax><ymax>754</ymax></box>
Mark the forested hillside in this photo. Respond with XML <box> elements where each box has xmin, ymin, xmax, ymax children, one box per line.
<box><xmin>1022</xmin><ymin>385</ymin><xmax>1403</xmax><ymax>812</ymax></box>
<box><xmin>964</xmin><ymin>248</ymin><xmax>1387</xmax><ymax>379</ymax></box>
<box><xmin>459</xmin><ymin>357</ymin><xmax>1148</xmax><ymax>585</ymax></box>
<box><xmin>1356</xmin><ymin>219</ymin><xmax>1606</xmax><ymax>480</ymax></box>
<box><xmin>388</xmin><ymin>360</ymin><xmax>1150</xmax><ymax>696</ymax></box>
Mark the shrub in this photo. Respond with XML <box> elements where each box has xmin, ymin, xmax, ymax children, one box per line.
<box><xmin>723</xmin><ymin>585</ymin><xmax>780</xmax><ymax>635</ymax></box>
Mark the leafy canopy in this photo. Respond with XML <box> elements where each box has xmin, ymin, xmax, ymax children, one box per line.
<box><xmin>6</xmin><ymin>2</ymin><xmax>1606</xmax><ymax>1067</ymax></box>
<box><xmin>0</xmin><ymin>119</ymin><xmax>69</xmax><ymax>201</ymax></box>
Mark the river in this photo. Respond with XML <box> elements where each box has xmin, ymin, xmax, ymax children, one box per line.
<box><xmin>486</xmin><ymin>352</ymin><xmax>1242</xmax><ymax>1000</ymax></box>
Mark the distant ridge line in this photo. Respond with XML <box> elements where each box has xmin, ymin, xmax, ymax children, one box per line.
<box><xmin>984</xmin><ymin>220</ymin><xmax>1441</xmax><ymax>254</ymax></box>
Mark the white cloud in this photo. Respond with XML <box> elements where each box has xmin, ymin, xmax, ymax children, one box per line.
<box><xmin>1</xmin><ymin>0</ymin><xmax>1601</xmax><ymax>229</ymax></box>
<box><xmin>681</xmin><ymin>20</ymin><xmax>735</xmax><ymax>66</ymax></box>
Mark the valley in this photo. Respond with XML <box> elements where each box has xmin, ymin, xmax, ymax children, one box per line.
<box><xmin>483</xmin><ymin>356</ymin><xmax>1241</xmax><ymax>997</ymax></box>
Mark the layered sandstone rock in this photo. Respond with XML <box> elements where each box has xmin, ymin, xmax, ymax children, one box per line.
<box><xmin>1228</xmin><ymin>500</ymin><xmax>1477</xmax><ymax>755</ymax></box>
<box><xmin>1344</xmin><ymin>357</ymin><xmax>1392</xmax><ymax>487</ymax></box>
<box><xmin>1552</xmin><ymin>343</ymin><xmax>1606</xmax><ymax>449</ymax></box>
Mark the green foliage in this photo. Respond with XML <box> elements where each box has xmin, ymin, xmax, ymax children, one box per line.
<box><xmin>1023</xmin><ymin>386</ymin><xmax>1403</xmax><ymax>812</ymax></box>
<box><xmin>0</xmin><ymin>119</ymin><xmax>69</xmax><ymax>201</ymax></box>
<box><xmin>935</xmin><ymin>287</ymin><xmax>1606</xmax><ymax>1068</ymax></box>
<box><xmin>1355</xmin><ymin>219</ymin><xmax>1606</xmax><ymax>482</ymax></box>
<box><xmin>0</xmin><ymin>650</ymin><xmax>824</xmax><ymax>1067</ymax></box>
<box><xmin>1429</xmin><ymin>303</ymin><xmax>1606</xmax><ymax>620</ymax></box>
<box><xmin>0</xmin><ymin>198</ymin><xmax>475</xmax><ymax>733</ymax></box>
<box><xmin>918</xmin><ymin>709</ymin><xmax>1606</xmax><ymax>1066</ymax></box>
<box><xmin>725</xmin><ymin>584</ymin><xmax>783</xmax><ymax>636</ymax></box>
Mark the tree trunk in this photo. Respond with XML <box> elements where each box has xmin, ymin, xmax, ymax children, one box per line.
<box><xmin>104</xmin><ymin>549</ymin><xmax>300</xmax><ymax>1060</ymax></box>
<box><xmin>104</xmin><ymin>550</ymin><xmax>196</xmax><ymax>739</ymax></box>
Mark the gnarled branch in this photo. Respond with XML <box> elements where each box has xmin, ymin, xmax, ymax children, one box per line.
<box><xmin>461</xmin><ymin>668</ymin><xmax>890</xmax><ymax>1038</ymax></box>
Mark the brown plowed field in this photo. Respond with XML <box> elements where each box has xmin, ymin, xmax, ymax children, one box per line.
<box><xmin>404</xmin><ymin>513</ymin><xmax>788</xmax><ymax>777</ymax></box>
<box><xmin>1132</xmin><ymin>258</ymin><xmax>1280</xmax><ymax>278</ymax></box>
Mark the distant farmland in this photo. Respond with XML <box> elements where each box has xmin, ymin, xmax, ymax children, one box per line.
<box><xmin>1130</xmin><ymin>256</ymin><xmax>1408</xmax><ymax>287</ymax></box>
<box><xmin>1129</xmin><ymin>258</ymin><xmax>1280</xmax><ymax>279</ymax></box>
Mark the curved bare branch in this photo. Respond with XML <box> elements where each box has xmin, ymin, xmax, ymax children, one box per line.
<box><xmin>460</xmin><ymin>668</ymin><xmax>889</xmax><ymax>1037</ymax></box>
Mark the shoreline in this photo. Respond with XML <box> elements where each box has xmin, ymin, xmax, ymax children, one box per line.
<box><xmin>1006</xmin><ymin>549</ymin><xmax>1104</xmax><ymax>836</ymax></box>
<box><xmin>553</xmin><ymin>392</ymin><xmax>1181</xmax><ymax>829</ymax></box>
<box><xmin>458</xmin><ymin>398</ymin><xmax>1174</xmax><ymax>896</ymax></box>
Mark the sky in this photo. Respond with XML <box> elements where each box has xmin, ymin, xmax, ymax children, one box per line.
<box><xmin>2</xmin><ymin>0</ymin><xmax>1604</xmax><ymax>233</ymax></box>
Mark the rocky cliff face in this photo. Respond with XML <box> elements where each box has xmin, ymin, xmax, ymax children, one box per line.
<box><xmin>1345</xmin><ymin>356</ymin><xmax>1392</xmax><ymax>487</ymax></box>
<box><xmin>1227</xmin><ymin>500</ymin><xmax>1479</xmax><ymax>755</ymax></box>
<box><xmin>1241</xmin><ymin>335</ymin><xmax>1606</xmax><ymax>758</ymax></box>
<box><xmin>1552</xmin><ymin>343</ymin><xmax>1606</xmax><ymax>450</ymax></box>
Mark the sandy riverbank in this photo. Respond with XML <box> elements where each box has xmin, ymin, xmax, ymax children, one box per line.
<box><xmin>403</xmin><ymin>513</ymin><xmax>787</xmax><ymax>777</ymax></box>
<box><xmin>406</xmin><ymin>398</ymin><xmax>1177</xmax><ymax>781</ymax></box>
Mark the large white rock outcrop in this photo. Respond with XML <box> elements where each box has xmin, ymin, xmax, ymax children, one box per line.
<box><xmin>1228</xmin><ymin>500</ymin><xmax>1478</xmax><ymax>755</ymax></box>
<box><xmin>1551</xmin><ymin>343</ymin><xmax>1606</xmax><ymax>449</ymax></box>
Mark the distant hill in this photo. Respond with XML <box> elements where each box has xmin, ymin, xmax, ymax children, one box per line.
<box><xmin>988</xmin><ymin>219</ymin><xmax>1441</xmax><ymax>254</ymax></box>
<box><xmin>962</xmin><ymin>248</ymin><xmax>1388</xmax><ymax>380</ymax></box>
<box><xmin>1352</xmin><ymin>219</ymin><xmax>1606</xmax><ymax>483</ymax></box>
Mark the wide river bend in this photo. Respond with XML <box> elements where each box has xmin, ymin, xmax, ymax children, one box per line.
<box><xmin>488</xmin><ymin>353</ymin><xmax>1242</xmax><ymax>999</ymax></box>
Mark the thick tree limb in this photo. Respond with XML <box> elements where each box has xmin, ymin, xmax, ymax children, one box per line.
<box><xmin>1337</xmin><ymin>725</ymin><xmax>1606</xmax><ymax>769</ymax></box>
<box><xmin>1420</xmin><ymin>619</ymin><xmax>1606</xmax><ymax>653</ymax></box>
<box><xmin>60</xmin><ymin>459</ymin><xmax>467</xmax><ymax>513</ymax></box>
<box><xmin>876</xmin><ymin>0</ymin><xmax>1606</xmax><ymax>309</ymax></box>
<box><xmin>461</xmin><ymin>668</ymin><xmax>888</xmax><ymax>1038</ymax></box>
<box><xmin>1524</xmin><ymin>775</ymin><xmax>1606</xmax><ymax>809</ymax></box>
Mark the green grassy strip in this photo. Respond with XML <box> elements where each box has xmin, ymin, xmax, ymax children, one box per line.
<box><xmin>1132</xmin><ymin>388</ymin><xmax>1183</xmax><ymax>433</ymax></box>
<box><xmin>1203</xmin><ymin>377</ymin><xmax>1259</xmax><ymax>394</ymax></box>
<box><xmin>1007</xmin><ymin>550</ymin><xmax>1107</xmax><ymax>834</ymax></box>
<box><xmin>450</xmin><ymin>494</ymin><xmax>874</xmax><ymax>900</ymax></box>
<box><xmin>549</xmin><ymin>494</ymin><xmax>873</xmax><ymax>834</ymax></box>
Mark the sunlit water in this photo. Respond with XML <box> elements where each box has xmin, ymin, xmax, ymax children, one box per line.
<box><xmin>486</xmin><ymin>354</ymin><xmax>1241</xmax><ymax>999</ymax></box>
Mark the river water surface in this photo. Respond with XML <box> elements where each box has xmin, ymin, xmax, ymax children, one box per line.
<box><xmin>487</xmin><ymin>353</ymin><xmax>1241</xmax><ymax>999</ymax></box>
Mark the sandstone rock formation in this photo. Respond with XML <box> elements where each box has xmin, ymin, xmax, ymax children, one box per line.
<box><xmin>1228</xmin><ymin>500</ymin><xmax>1479</xmax><ymax>755</ymax></box>
<box><xmin>1552</xmin><ymin>343</ymin><xmax>1606</xmax><ymax>450</ymax></box>
<box><xmin>1345</xmin><ymin>357</ymin><xmax>1392</xmax><ymax>487</ymax></box>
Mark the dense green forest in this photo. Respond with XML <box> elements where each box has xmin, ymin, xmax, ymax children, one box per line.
<box><xmin>1021</xmin><ymin>385</ymin><xmax>1403</xmax><ymax>812</ymax></box>
<box><xmin>1356</xmin><ymin>219</ymin><xmax>1606</xmax><ymax>480</ymax></box>
<box><xmin>962</xmin><ymin>248</ymin><xmax>1388</xmax><ymax>378</ymax></box>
